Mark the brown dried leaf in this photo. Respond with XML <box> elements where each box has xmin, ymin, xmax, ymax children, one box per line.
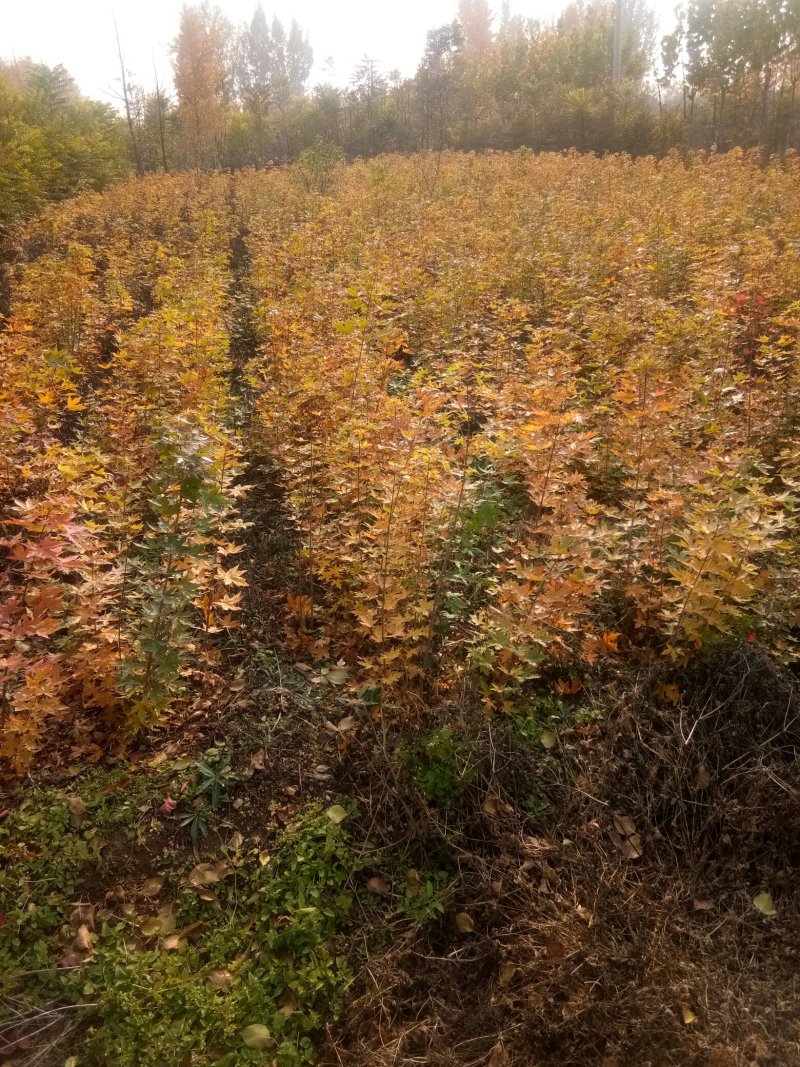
<box><xmin>249</xmin><ymin>749</ymin><xmax>267</xmax><ymax>772</ymax></box>
<box><xmin>655</xmin><ymin>682</ymin><xmax>680</xmax><ymax>704</ymax></box>
<box><xmin>612</xmin><ymin>813</ymin><xmax>637</xmax><ymax>837</ymax></box>
<box><xmin>189</xmin><ymin>862</ymin><xmax>228</xmax><ymax>887</ymax></box>
<box><xmin>278</xmin><ymin>989</ymin><xmax>298</xmax><ymax>1016</ymax></box>
<box><xmin>488</xmin><ymin>1040</ymin><xmax>510</xmax><ymax>1066</ymax></box>
<box><xmin>693</xmin><ymin>898</ymin><xmax>713</xmax><ymax>912</ymax></box>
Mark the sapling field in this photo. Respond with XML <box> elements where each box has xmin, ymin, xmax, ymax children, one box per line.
<box><xmin>1</xmin><ymin>151</ymin><xmax>799</xmax><ymax>1066</ymax></box>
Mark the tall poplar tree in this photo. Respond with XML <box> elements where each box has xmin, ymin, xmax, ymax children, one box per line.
<box><xmin>172</xmin><ymin>3</ymin><xmax>229</xmax><ymax>167</ymax></box>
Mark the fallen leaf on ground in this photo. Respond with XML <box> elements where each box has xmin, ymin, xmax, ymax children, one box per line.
<box><xmin>241</xmin><ymin>1024</ymin><xmax>274</xmax><ymax>1050</ymax></box>
<box><xmin>249</xmin><ymin>749</ymin><xmax>267</xmax><ymax>771</ymax></box>
<box><xmin>405</xmin><ymin>868</ymin><xmax>422</xmax><ymax>895</ymax></box>
<box><xmin>324</xmin><ymin>667</ymin><xmax>348</xmax><ymax>685</ymax></box>
<box><xmin>655</xmin><ymin>682</ymin><xmax>680</xmax><ymax>704</ymax></box>
<box><xmin>189</xmin><ymin>862</ymin><xmax>228</xmax><ymax>887</ymax></box>
<box><xmin>278</xmin><ymin>989</ymin><xmax>298</xmax><ymax>1016</ymax></box>
<box><xmin>455</xmin><ymin>911</ymin><xmax>475</xmax><ymax>933</ymax></box>
<box><xmin>681</xmin><ymin>1003</ymin><xmax>699</xmax><ymax>1025</ymax></box>
<box><xmin>209</xmin><ymin>969</ymin><xmax>233</xmax><ymax>987</ymax></box>
<box><xmin>74</xmin><ymin>924</ymin><xmax>93</xmax><ymax>953</ymax></box>
<box><xmin>612</xmin><ymin>813</ymin><xmax>637</xmax><ymax>836</ymax></box>
<box><xmin>610</xmin><ymin>813</ymin><xmax>643</xmax><ymax>859</ymax></box>
<box><xmin>68</xmin><ymin>796</ymin><xmax>87</xmax><ymax>828</ymax></box>
<box><xmin>694</xmin><ymin>763</ymin><xmax>712</xmax><ymax>790</ymax></box>
<box><xmin>498</xmin><ymin>962</ymin><xmax>516</xmax><ymax>986</ymax></box>
<box><xmin>366</xmin><ymin>875</ymin><xmax>390</xmax><ymax>896</ymax></box>
<box><xmin>325</xmin><ymin>804</ymin><xmax>348</xmax><ymax>824</ymax></box>
<box><xmin>555</xmin><ymin>677</ymin><xmax>583</xmax><ymax>695</ymax></box>
<box><xmin>488</xmin><ymin>1040</ymin><xmax>510</xmax><ymax>1066</ymax></box>
<box><xmin>539</xmin><ymin>729</ymin><xmax>558</xmax><ymax>750</ymax></box>
<box><xmin>753</xmin><ymin>891</ymin><xmax>777</xmax><ymax>916</ymax></box>
<box><xmin>70</xmin><ymin>903</ymin><xmax>95</xmax><ymax>929</ymax></box>
<box><xmin>157</xmin><ymin>904</ymin><xmax>176</xmax><ymax>935</ymax></box>
<box><xmin>140</xmin><ymin>877</ymin><xmax>164</xmax><ymax>897</ymax></box>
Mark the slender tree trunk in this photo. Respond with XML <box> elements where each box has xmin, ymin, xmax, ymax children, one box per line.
<box><xmin>153</xmin><ymin>65</ymin><xmax>170</xmax><ymax>172</ymax></box>
<box><xmin>115</xmin><ymin>20</ymin><xmax>144</xmax><ymax>177</ymax></box>
<box><xmin>789</xmin><ymin>76</ymin><xmax>799</xmax><ymax>152</ymax></box>
<box><xmin>760</xmin><ymin>65</ymin><xmax>772</xmax><ymax>149</ymax></box>
<box><xmin>612</xmin><ymin>0</ymin><xmax>623</xmax><ymax>83</ymax></box>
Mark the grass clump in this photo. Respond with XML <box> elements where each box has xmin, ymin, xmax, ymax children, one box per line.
<box><xmin>79</xmin><ymin>809</ymin><xmax>358</xmax><ymax>1066</ymax></box>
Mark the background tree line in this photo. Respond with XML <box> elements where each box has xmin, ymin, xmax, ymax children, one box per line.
<box><xmin>0</xmin><ymin>60</ymin><xmax>127</xmax><ymax>230</ymax></box>
<box><xmin>4</xmin><ymin>0</ymin><xmax>800</xmax><ymax>228</ymax></box>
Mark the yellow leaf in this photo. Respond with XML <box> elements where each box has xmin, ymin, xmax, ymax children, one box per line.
<box><xmin>753</xmin><ymin>891</ymin><xmax>777</xmax><ymax>916</ymax></box>
<box><xmin>540</xmin><ymin>729</ymin><xmax>557</xmax><ymax>750</ymax></box>
<box><xmin>241</xmin><ymin>1024</ymin><xmax>273</xmax><ymax>1050</ymax></box>
<box><xmin>455</xmin><ymin>911</ymin><xmax>475</xmax><ymax>933</ymax></box>
<box><xmin>325</xmin><ymin>804</ymin><xmax>348</xmax><ymax>824</ymax></box>
<box><xmin>405</xmin><ymin>868</ymin><xmax>422</xmax><ymax>895</ymax></box>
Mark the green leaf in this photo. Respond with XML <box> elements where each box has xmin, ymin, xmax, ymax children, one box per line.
<box><xmin>753</xmin><ymin>891</ymin><xmax>777</xmax><ymax>916</ymax></box>
<box><xmin>325</xmin><ymin>804</ymin><xmax>348</xmax><ymax>824</ymax></box>
<box><xmin>241</xmin><ymin>1023</ymin><xmax>273</xmax><ymax>1049</ymax></box>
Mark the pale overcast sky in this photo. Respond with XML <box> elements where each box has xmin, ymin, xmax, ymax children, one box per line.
<box><xmin>2</xmin><ymin>0</ymin><xmax>595</xmax><ymax>103</ymax></box>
